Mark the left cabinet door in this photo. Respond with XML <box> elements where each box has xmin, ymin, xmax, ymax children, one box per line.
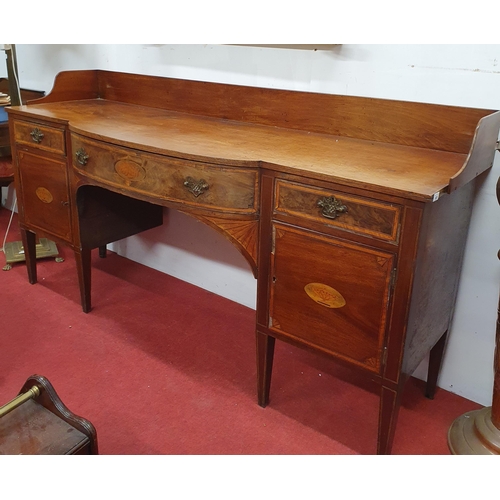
<box><xmin>17</xmin><ymin>150</ymin><xmax>72</xmax><ymax>242</ymax></box>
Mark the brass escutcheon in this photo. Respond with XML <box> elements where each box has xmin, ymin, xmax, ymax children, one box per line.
<box><xmin>75</xmin><ymin>148</ymin><xmax>89</xmax><ymax>166</ymax></box>
<box><xmin>30</xmin><ymin>128</ymin><xmax>44</xmax><ymax>144</ymax></box>
<box><xmin>183</xmin><ymin>177</ymin><xmax>209</xmax><ymax>197</ymax></box>
<box><xmin>317</xmin><ymin>195</ymin><xmax>348</xmax><ymax>220</ymax></box>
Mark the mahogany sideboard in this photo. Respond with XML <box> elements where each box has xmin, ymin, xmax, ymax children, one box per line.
<box><xmin>7</xmin><ymin>70</ymin><xmax>500</xmax><ymax>454</ymax></box>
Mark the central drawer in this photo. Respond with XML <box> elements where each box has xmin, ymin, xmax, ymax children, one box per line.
<box><xmin>70</xmin><ymin>134</ymin><xmax>259</xmax><ymax>214</ymax></box>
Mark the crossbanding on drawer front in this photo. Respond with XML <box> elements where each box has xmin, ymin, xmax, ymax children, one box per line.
<box><xmin>71</xmin><ymin>134</ymin><xmax>259</xmax><ymax>214</ymax></box>
<box><xmin>275</xmin><ymin>179</ymin><xmax>401</xmax><ymax>243</ymax></box>
<box><xmin>269</xmin><ymin>223</ymin><xmax>395</xmax><ymax>373</ymax></box>
<box><xmin>14</xmin><ymin>120</ymin><xmax>66</xmax><ymax>156</ymax></box>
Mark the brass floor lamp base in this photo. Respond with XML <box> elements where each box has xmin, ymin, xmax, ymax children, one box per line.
<box><xmin>448</xmin><ymin>406</ymin><xmax>500</xmax><ymax>455</ymax></box>
<box><xmin>2</xmin><ymin>238</ymin><xmax>62</xmax><ymax>271</ymax></box>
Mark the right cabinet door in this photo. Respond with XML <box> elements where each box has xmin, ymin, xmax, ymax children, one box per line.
<box><xmin>269</xmin><ymin>222</ymin><xmax>396</xmax><ymax>374</ymax></box>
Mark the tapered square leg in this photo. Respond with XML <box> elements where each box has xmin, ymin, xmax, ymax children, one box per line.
<box><xmin>378</xmin><ymin>385</ymin><xmax>403</xmax><ymax>455</ymax></box>
<box><xmin>20</xmin><ymin>228</ymin><xmax>37</xmax><ymax>284</ymax></box>
<box><xmin>75</xmin><ymin>248</ymin><xmax>92</xmax><ymax>313</ymax></box>
<box><xmin>256</xmin><ymin>331</ymin><xmax>275</xmax><ymax>408</ymax></box>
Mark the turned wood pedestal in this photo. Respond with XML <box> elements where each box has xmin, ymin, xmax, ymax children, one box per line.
<box><xmin>447</xmin><ymin>176</ymin><xmax>500</xmax><ymax>455</ymax></box>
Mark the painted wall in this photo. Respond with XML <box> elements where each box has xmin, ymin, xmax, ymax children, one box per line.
<box><xmin>2</xmin><ymin>44</ymin><xmax>499</xmax><ymax>406</ymax></box>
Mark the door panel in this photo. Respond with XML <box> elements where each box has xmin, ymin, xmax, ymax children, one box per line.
<box><xmin>269</xmin><ymin>223</ymin><xmax>395</xmax><ymax>373</ymax></box>
<box><xmin>18</xmin><ymin>151</ymin><xmax>72</xmax><ymax>241</ymax></box>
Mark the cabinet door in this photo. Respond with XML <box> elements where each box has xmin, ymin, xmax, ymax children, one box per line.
<box><xmin>269</xmin><ymin>223</ymin><xmax>395</xmax><ymax>373</ymax></box>
<box><xmin>17</xmin><ymin>150</ymin><xmax>72</xmax><ymax>241</ymax></box>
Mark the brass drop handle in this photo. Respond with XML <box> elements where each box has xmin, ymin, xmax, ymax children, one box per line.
<box><xmin>317</xmin><ymin>195</ymin><xmax>348</xmax><ymax>220</ymax></box>
<box><xmin>30</xmin><ymin>128</ymin><xmax>44</xmax><ymax>144</ymax></box>
<box><xmin>183</xmin><ymin>176</ymin><xmax>209</xmax><ymax>197</ymax></box>
<box><xmin>75</xmin><ymin>148</ymin><xmax>89</xmax><ymax>166</ymax></box>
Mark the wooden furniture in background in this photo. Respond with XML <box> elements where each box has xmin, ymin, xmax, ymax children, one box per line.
<box><xmin>0</xmin><ymin>157</ymin><xmax>14</xmax><ymax>202</ymax></box>
<box><xmin>0</xmin><ymin>374</ymin><xmax>98</xmax><ymax>454</ymax></box>
<box><xmin>0</xmin><ymin>78</ymin><xmax>44</xmax><ymax>157</ymax></box>
<box><xmin>6</xmin><ymin>70</ymin><xmax>500</xmax><ymax>454</ymax></box>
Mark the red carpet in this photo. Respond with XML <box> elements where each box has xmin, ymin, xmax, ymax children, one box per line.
<box><xmin>0</xmin><ymin>206</ymin><xmax>482</xmax><ymax>455</ymax></box>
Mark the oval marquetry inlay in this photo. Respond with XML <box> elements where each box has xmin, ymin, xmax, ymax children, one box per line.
<box><xmin>35</xmin><ymin>187</ymin><xmax>53</xmax><ymax>204</ymax></box>
<box><xmin>304</xmin><ymin>283</ymin><xmax>346</xmax><ymax>308</ymax></box>
<box><xmin>114</xmin><ymin>159</ymin><xmax>146</xmax><ymax>182</ymax></box>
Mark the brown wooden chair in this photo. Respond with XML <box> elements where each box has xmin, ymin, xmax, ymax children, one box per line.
<box><xmin>0</xmin><ymin>374</ymin><xmax>98</xmax><ymax>454</ymax></box>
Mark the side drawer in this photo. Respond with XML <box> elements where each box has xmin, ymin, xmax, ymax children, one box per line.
<box><xmin>275</xmin><ymin>179</ymin><xmax>401</xmax><ymax>243</ymax></box>
<box><xmin>14</xmin><ymin>120</ymin><xmax>66</xmax><ymax>156</ymax></box>
<box><xmin>71</xmin><ymin>134</ymin><xmax>259</xmax><ymax>214</ymax></box>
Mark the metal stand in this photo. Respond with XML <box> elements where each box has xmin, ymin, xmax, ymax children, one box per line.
<box><xmin>2</xmin><ymin>238</ymin><xmax>62</xmax><ymax>271</ymax></box>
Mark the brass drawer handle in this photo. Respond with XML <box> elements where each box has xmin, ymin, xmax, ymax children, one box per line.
<box><xmin>75</xmin><ymin>148</ymin><xmax>89</xmax><ymax>166</ymax></box>
<box><xmin>30</xmin><ymin>128</ymin><xmax>44</xmax><ymax>144</ymax></box>
<box><xmin>183</xmin><ymin>176</ymin><xmax>209</xmax><ymax>197</ymax></box>
<box><xmin>317</xmin><ymin>196</ymin><xmax>348</xmax><ymax>220</ymax></box>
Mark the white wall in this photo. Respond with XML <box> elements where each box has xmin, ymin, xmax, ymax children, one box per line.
<box><xmin>3</xmin><ymin>44</ymin><xmax>499</xmax><ymax>406</ymax></box>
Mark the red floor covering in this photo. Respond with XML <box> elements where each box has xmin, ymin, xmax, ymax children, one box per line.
<box><xmin>0</xmin><ymin>207</ymin><xmax>482</xmax><ymax>456</ymax></box>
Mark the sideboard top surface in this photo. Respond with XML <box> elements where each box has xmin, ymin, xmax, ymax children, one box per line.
<box><xmin>7</xmin><ymin>69</ymin><xmax>500</xmax><ymax>202</ymax></box>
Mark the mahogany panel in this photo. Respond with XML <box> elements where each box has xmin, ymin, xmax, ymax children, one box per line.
<box><xmin>402</xmin><ymin>182</ymin><xmax>475</xmax><ymax>376</ymax></box>
<box><xmin>96</xmin><ymin>70</ymin><xmax>491</xmax><ymax>154</ymax></box>
<box><xmin>17</xmin><ymin>150</ymin><xmax>72</xmax><ymax>241</ymax></box>
<box><xmin>269</xmin><ymin>223</ymin><xmax>395</xmax><ymax>372</ymax></box>
<box><xmin>449</xmin><ymin>110</ymin><xmax>500</xmax><ymax>192</ymax></box>
<box><xmin>28</xmin><ymin>69</ymin><xmax>99</xmax><ymax>104</ymax></box>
